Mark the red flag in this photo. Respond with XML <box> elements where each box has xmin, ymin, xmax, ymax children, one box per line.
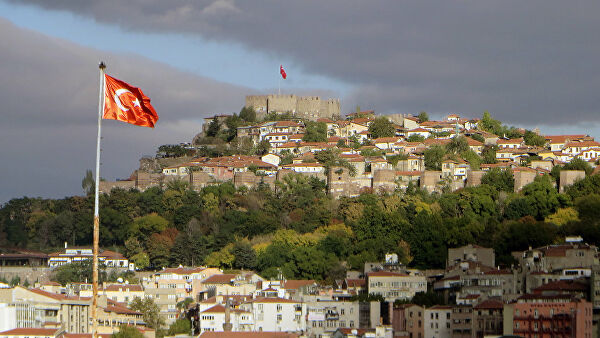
<box><xmin>103</xmin><ymin>74</ymin><xmax>158</xmax><ymax>128</ymax></box>
<box><xmin>280</xmin><ymin>65</ymin><xmax>287</xmax><ymax>79</ymax></box>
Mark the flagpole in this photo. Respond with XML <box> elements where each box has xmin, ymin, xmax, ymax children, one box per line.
<box><xmin>92</xmin><ymin>61</ymin><xmax>106</xmax><ymax>338</ymax></box>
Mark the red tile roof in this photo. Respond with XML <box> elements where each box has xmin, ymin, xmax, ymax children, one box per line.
<box><xmin>282</xmin><ymin>280</ymin><xmax>316</xmax><ymax>290</ymax></box>
<box><xmin>0</xmin><ymin>328</ymin><xmax>60</xmax><ymax>336</ymax></box>
<box><xmin>203</xmin><ymin>274</ymin><xmax>236</xmax><ymax>284</ymax></box>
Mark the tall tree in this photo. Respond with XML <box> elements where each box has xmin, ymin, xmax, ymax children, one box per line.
<box><xmin>368</xmin><ymin>117</ymin><xmax>395</xmax><ymax>139</ymax></box>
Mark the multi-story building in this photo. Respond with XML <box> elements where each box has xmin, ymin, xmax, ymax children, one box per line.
<box><xmin>198</xmin><ymin>304</ymin><xmax>253</xmax><ymax>333</ymax></box>
<box><xmin>142</xmin><ymin>266</ymin><xmax>222</xmax><ymax>324</ymax></box>
<box><xmin>393</xmin><ymin>304</ymin><xmax>424</xmax><ymax>338</ymax></box>
<box><xmin>305</xmin><ymin>300</ymin><xmax>360</xmax><ymax>336</ymax></box>
<box><xmin>503</xmin><ymin>294</ymin><xmax>592</xmax><ymax>338</ymax></box>
<box><xmin>367</xmin><ymin>271</ymin><xmax>427</xmax><ymax>302</ymax></box>
<box><xmin>0</xmin><ymin>287</ymin><xmax>90</xmax><ymax>334</ymax></box>
<box><xmin>239</xmin><ymin>297</ymin><xmax>306</xmax><ymax>333</ymax></box>
<box><xmin>449</xmin><ymin>305</ymin><xmax>473</xmax><ymax>338</ymax></box>
<box><xmin>447</xmin><ymin>245</ymin><xmax>495</xmax><ymax>269</ymax></box>
<box><xmin>515</xmin><ymin>241</ymin><xmax>598</xmax><ymax>273</ymax></box>
<box><xmin>424</xmin><ymin>305</ymin><xmax>451</xmax><ymax>338</ymax></box>
<box><xmin>472</xmin><ymin>299</ymin><xmax>503</xmax><ymax>338</ymax></box>
<box><xmin>48</xmin><ymin>246</ymin><xmax>130</xmax><ymax>269</ymax></box>
<box><xmin>79</xmin><ymin>283</ymin><xmax>144</xmax><ymax>304</ymax></box>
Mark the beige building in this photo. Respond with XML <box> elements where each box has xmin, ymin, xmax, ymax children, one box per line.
<box><xmin>142</xmin><ymin>266</ymin><xmax>222</xmax><ymax>324</ymax></box>
<box><xmin>79</xmin><ymin>283</ymin><xmax>144</xmax><ymax>304</ymax></box>
<box><xmin>366</xmin><ymin>271</ymin><xmax>427</xmax><ymax>302</ymax></box>
<box><xmin>424</xmin><ymin>305</ymin><xmax>451</xmax><ymax>338</ymax></box>
<box><xmin>447</xmin><ymin>245</ymin><xmax>495</xmax><ymax>268</ymax></box>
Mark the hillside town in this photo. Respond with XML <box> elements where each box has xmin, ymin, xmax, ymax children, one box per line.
<box><xmin>100</xmin><ymin>95</ymin><xmax>597</xmax><ymax>197</ymax></box>
<box><xmin>0</xmin><ymin>239</ymin><xmax>598</xmax><ymax>337</ymax></box>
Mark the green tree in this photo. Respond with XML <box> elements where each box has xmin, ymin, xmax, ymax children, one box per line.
<box><xmin>239</xmin><ymin>106</ymin><xmax>256</xmax><ymax>122</ymax></box>
<box><xmin>481</xmin><ymin>145</ymin><xmax>497</xmax><ymax>164</ymax></box>
<box><xmin>447</xmin><ymin>136</ymin><xmax>469</xmax><ymax>154</ymax></box>
<box><xmin>524</xmin><ymin>130</ymin><xmax>546</xmax><ymax>147</ymax></box>
<box><xmin>112</xmin><ymin>325</ymin><xmax>144</xmax><ymax>338</ymax></box>
<box><xmin>481</xmin><ymin>168</ymin><xmax>514</xmax><ymax>192</ymax></box>
<box><xmin>424</xmin><ymin>145</ymin><xmax>445</xmax><ymax>170</ymax></box>
<box><xmin>406</xmin><ymin>134</ymin><xmax>425</xmax><ymax>143</ymax></box>
<box><xmin>53</xmin><ymin>260</ymin><xmax>107</xmax><ymax>285</ymax></box>
<box><xmin>128</xmin><ymin>213</ymin><xmax>169</xmax><ymax>243</ymax></box>
<box><xmin>232</xmin><ymin>241</ymin><xmax>257</xmax><ymax>270</ymax></box>
<box><xmin>563</xmin><ymin>158</ymin><xmax>593</xmax><ymax>176</ymax></box>
<box><xmin>130</xmin><ymin>297</ymin><xmax>164</xmax><ymax>329</ymax></box>
<box><xmin>368</xmin><ymin>117</ymin><xmax>395</xmax><ymax>139</ymax></box>
<box><xmin>417</xmin><ymin>112</ymin><xmax>429</xmax><ymax>122</ymax></box>
<box><xmin>255</xmin><ymin>139</ymin><xmax>271</xmax><ymax>156</ymax></box>
<box><xmin>303</xmin><ymin>121</ymin><xmax>328</xmax><ymax>142</ymax></box>
<box><xmin>167</xmin><ymin>318</ymin><xmax>192</xmax><ymax>336</ymax></box>
<box><xmin>81</xmin><ymin>169</ymin><xmax>95</xmax><ymax>196</ymax></box>
<box><xmin>206</xmin><ymin>117</ymin><xmax>221</xmax><ymax>137</ymax></box>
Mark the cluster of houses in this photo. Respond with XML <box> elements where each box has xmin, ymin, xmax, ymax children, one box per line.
<box><xmin>1</xmin><ymin>237</ymin><xmax>599</xmax><ymax>337</ymax></box>
<box><xmin>99</xmin><ymin>111</ymin><xmax>598</xmax><ymax>198</ymax></box>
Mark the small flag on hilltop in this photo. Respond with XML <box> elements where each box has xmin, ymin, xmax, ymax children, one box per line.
<box><xmin>280</xmin><ymin>65</ymin><xmax>287</xmax><ymax>79</ymax></box>
<box><xmin>103</xmin><ymin>74</ymin><xmax>159</xmax><ymax>128</ymax></box>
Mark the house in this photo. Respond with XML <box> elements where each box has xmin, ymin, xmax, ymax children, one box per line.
<box><xmin>0</xmin><ymin>287</ymin><xmax>91</xmax><ymax>334</ymax></box>
<box><xmin>447</xmin><ymin>244</ymin><xmax>495</xmax><ymax>269</ymax></box>
<box><xmin>562</xmin><ymin>140</ymin><xmax>600</xmax><ymax>156</ymax></box>
<box><xmin>280</xmin><ymin>163</ymin><xmax>325</xmax><ymax>175</ymax></box>
<box><xmin>366</xmin><ymin>271</ymin><xmax>427</xmax><ymax>302</ymax></box>
<box><xmin>496</xmin><ymin>138</ymin><xmax>524</xmax><ymax>149</ymax></box>
<box><xmin>472</xmin><ymin>299</ymin><xmax>503</xmax><ymax>338</ymax></box>
<box><xmin>238</xmin><ymin>297</ymin><xmax>306</xmax><ymax>332</ymax></box>
<box><xmin>79</xmin><ymin>283</ymin><xmax>144</xmax><ymax>304</ymax></box>
<box><xmin>374</xmin><ymin>137</ymin><xmax>401</xmax><ymax>151</ymax></box>
<box><xmin>441</xmin><ymin>158</ymin><xmax>469</xmax><ymax>181</ymax></box>
<box><xmin>392</xmin><ymin>304</ymin><xmax>424</xmax><ymax>338</ymax></box>
<box><xmin>48</xmin><ymin>246</ymin><xmax>131</xmax><ymax>270</ymax></box>
<box><xmin>198</xmin><ymin>304</ymin><xmax>253</xmax><ymax>333</ymax></box>
<box><xmin>545</xmin><ymin>134</ymin><xmax>590</xmax><ymax>151</ymax></box>
<box><xmin>305</xmin><ymin>301</ymin><xmax>360</xmax><ymax>336</ymax></box>
<box><xmin>142</xmin><ymin>266</ymin><xmax>222</xmax><ymax>323</ymax></box>
<box><xmin>424</xmin><ymin>305</ymin><xmax>451</xmax><ymax>338</ymax></box>
<box><xmin>406</xmin><ymin>128</ymin><xmax>431</xmax><ymax>139</ymax></box>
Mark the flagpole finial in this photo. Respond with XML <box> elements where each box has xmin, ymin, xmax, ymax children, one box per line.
<box><xmin>99</xmin><ymin>61</ymin><xmax>106</xmax><ymax>70</ymax></box>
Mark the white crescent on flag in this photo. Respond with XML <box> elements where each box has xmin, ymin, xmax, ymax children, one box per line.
<box><xmin>114</xmin><ymin>88</ymin><xmax>132</xmax><ymax>112</ymax></box>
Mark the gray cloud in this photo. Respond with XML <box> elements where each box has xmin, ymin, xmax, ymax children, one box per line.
<box><xmin>7</xmin><ymin>0</ymin><xmax>600</xmax><ymax>124</ymax></box>
<box><xmin>0</xmin><ymin>18</ymin><xmax>251</xmax><ymax>202</ymax></box>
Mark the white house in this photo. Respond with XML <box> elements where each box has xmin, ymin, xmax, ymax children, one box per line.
<box><xmin>239</xmin><ymin>297</ymin><xmax>306</xmax><ymax>332</ymax></box>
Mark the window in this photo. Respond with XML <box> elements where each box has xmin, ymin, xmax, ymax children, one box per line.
<box><xmin>277</xmin><ymin>314</ymin><xmax>282</xmax><ymax>322</ymax></box>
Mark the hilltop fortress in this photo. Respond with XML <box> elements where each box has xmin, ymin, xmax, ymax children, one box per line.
<box><xmin>245</xmin><ymin>94</ymin><xmax>340</xmax><ymax>121</ymax></box>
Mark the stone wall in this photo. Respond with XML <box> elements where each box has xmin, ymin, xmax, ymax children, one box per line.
<box><xmin>466</xmin><ymin>170</ymin><xmax>485</xmax><ymax>188</ymax></box>
<box><xmin>421</xmin><ymin>171</ymin><xmax>443</xmax><ymax>193</ymax></box>
<box><xmin>372</xmin><ymin>170</ymin><xmax>397</xmax><ymax>194</ymax></box>
<box><xmin>513</xmin><ymin>169</ymin><xmax>537</xmax><ymax>192</ymax></box>
<box><xmin>559</xmin><ymin>170</ymin><xmax>585</xmax><ymax>193</ymax></box>
<box><xmin>245</xmin><ymin>94</ymin><xmax>340</xmax><ymax>121</ymax></box>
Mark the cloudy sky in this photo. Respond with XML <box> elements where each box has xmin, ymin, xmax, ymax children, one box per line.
<box><xmin>1</xmin><ymin>0</ymin><xmax>600</xmax><ymax>203</ymax></box>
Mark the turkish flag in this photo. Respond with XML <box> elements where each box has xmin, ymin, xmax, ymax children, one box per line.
<box><xmin>103</xmin><ymin>74</ymin><xmax>159</xmax><ymax>128</ymax></box>
<box><xmin>280</xmin><ymin>65</ymin><xmax>287</xmax><ymax>79</ymax></box>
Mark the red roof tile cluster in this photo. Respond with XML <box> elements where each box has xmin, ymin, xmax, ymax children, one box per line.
<box><xmin>203</xmin><ymin>274</ymin><xmax>236</xmax><ymax>284</ymax></box>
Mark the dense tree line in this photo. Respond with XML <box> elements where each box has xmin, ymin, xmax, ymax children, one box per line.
<box><xmin>2</xmin><ymin>165</ymin><xmax>600</xmax><ymax>281</ymax></box>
